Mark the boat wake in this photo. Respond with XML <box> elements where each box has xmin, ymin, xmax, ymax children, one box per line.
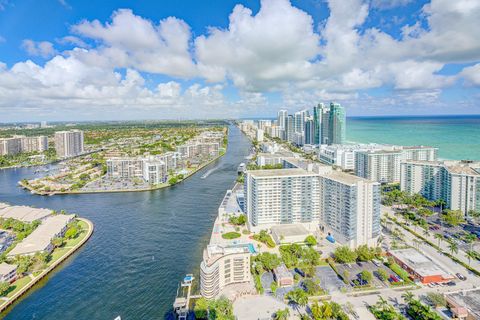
<box><xmin>201</xmin><ymin>166</ymin><xmax>219</xmax><ymax>179</ymax></box>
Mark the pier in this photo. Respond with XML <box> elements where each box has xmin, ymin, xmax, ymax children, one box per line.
<box><xmin>173</xmin><ymin>274</ymin><xmax>195</xmax><ymax>320</ymax></box>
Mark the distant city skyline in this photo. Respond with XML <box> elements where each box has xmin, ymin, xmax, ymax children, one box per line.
<box><xmin>0</xmin><ymin>0</ymin><xmax>479</xmax><ymax>121</ymax></box>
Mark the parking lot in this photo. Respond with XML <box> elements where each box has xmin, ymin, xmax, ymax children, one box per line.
<box><xmin>315</xmin><ymin>265</ymin><xmax>347</xmax><ymax>294</ymax></box>
<box><xmin>335</xmin><ymin>261</ymin><xmax>397</xmax><ymax>289</ymax></box>
<box><xmin>425</xmin><ymin>214</ymin><xmax>480</xmax><ymax>252</ymax></box>
<box><xmin>0</xmin><ymin>230</ymin><xmax>15</xmax><ymax>253</ymax></box>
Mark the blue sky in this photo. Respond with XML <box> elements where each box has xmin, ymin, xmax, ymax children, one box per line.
<box><xmin>0</xmin><ymin>0</ymin><xmax>479</xmax><ymax>121</ymax></box>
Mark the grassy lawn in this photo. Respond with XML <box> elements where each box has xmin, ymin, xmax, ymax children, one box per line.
<box><xmin>63</xmin><ymin>220</ymin><xmax>90</xmax><ymax>247</ymax></box>
<box><xmin>6</xmin><ymin>276</ymin><xmax>32</xmax><ymax>298</ymax></box>
<box><xmin>222</xmin><ymin>232</ymin><xmax>241</xmax><ymax>240</ymax></box>
<box><xmin>47</xmin><ymin>247</ymin><xmax>70</xmax><ymax>266</ymax></box>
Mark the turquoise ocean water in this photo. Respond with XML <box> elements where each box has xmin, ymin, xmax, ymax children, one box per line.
<box><xmin>346</xmin><ymin>115</ymin><xmax>480</xmax><ymax>160</ymax></box>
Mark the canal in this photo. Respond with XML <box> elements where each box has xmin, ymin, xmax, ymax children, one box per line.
<box><xmin>0</xmin><ymin>125</ymin><xmax>251</xmax><ymax>319</ymax></box>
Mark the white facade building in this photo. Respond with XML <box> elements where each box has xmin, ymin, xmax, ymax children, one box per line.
<box><xmin>200</xmin><ymin>244</ymin><xmax>251</xmax><ymax>299</ymax></box>
<box><xmin>319</xmin><ymin>171</ymin><xmax>381</xmax><ymax>248</ymax></box>
<box><xmin>244</xmin><ymin>168</ymin><xmax>321</xmax><ymax>232</ymax></box>
<box><xmin>355</xmin><ymin>150</ymin><xmax>403</xmax><ymax>184</ymax></box>
<box><xmin>54</xmin><ymin>130</ymin><xmax>84</xmax><ymax>158</ymax></box>
<box><xmin>401</xmin><ymin>160</ymin><xmax>480</xmax><ymax>214</ymax></box>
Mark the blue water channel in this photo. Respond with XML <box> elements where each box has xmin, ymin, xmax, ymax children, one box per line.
<box><xmin>0</xmin><ymin>125</ymin><xmax>251</xmax><ymax>319</ymax></box>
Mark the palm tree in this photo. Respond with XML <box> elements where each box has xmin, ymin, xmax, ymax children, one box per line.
<box><xmin>273</xmin><ymin>308</ymin><xmax>290</xmax><ymax>320</ymax></box>
<box><xmin>434</xmin><ymin>233</ymin><xmax>443</xmax><ymax>247</ymax></box>
<box><xmin>402</xmin><ymin>291</ymin><xmax>414</xmax><ymax>304</ymax></box>
<box><xmin>448</xmin><ymin>240</ymin><xmax>458</xmax><ymax>255</ymax></box>
<box><xmin>422</xmin><ymin>227</ymin><xmax>429</xmax><ymax>238</ymax></box>
<box><xmin>286</xmin><ymin>289</ymin><xmax>308</xmax><ymax>315</ymax></box>
<box><xmin>466</xmin><ymin>251</ymin><xmax>476</xmax><ymax>266</ymax></box>
<box><xmin>376</xmin><ymin>295</ymin><xmax>389</xmax><ymax>311</ymax></box>
<box><xmin>377</xmin><ymin>235</ymin><xmax>385</xmax><ymax>247</ymax></box>
<box><xmin>464</xmin><ymin>233</ymin><xmax>477</xmax><ymax>251</ymax></box>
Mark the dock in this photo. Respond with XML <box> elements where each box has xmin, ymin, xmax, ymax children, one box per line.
<box><xmin>173</xmin><ymin>274</ymin><xmax>195</xmax><ymax>320</ymax></box>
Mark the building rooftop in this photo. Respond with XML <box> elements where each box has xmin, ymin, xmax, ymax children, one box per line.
<box><xmin>389</xmin><ymin>248</ymin><xmax>453</xmax><ymax>279</ymax></box>
<box><xmin>204</xmin><ymin>244</ymin><xmax>249</xmax><ymax>266</ymax></box>
<box><xmin>271</xmin><ymin>224</ymin><xmax>310</xmax><ymax>237</ymax></box>
<box><xmin>8</xmin><ymin>214</ymin><xmax>75</xmax><ymax>257</ymax></box>
<box><xmin>0</xmin><ymin>262</ymin><xmax>16</xmax><ymax>275</ymax></box>
<box><xmin>403</xmin><ymin>160</ymin><xmax>480</xmax><ymax>176</ymax></box>
<box><xmin>446</xmin><ymin>290</ymin><xmax>480</xmax><ymax>318</ymax></box>
<box><xmin>0</xmin><ymin>206</ymin><xmax>52</xmax><ymax>223</ymax></box>
<box><xmin>323</xmin><ymin>170</ymin><xmax>376</xmax><ymax>185</ymax></box>
<box><xmin>402</xmin><ymin>145</ymin><xmax>437</xmax><ymax>150</ymax></box>
<box><xmin>274</xmin><ymin>264</ymin><xmax>293</xmax><ymax>279</ymax></box>
<box><xmin>248</xmin><ymin>168</ymin><xmax>315</xmax><ymax>178</ymax></box>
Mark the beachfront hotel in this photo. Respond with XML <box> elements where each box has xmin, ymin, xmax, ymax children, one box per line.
<box><xmin>400</xmin><ymin>160</ymin><xmax>480</xmax><ymax>214</ymax></box>
<box><xmin>54</xmin><ymin>130</ymin><xmax>84</xmax><ymax>158</ymax></box>
<box><xmin>200</xmin><ymin>244</ymin><xmax>251</xmax><ymax>299</ymax></box>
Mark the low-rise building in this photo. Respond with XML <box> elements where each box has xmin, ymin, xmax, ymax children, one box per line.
<box><xmin>0</xmin><ymin>263</ymin><xmax>17</xmax><ymax>283</ymax></box>
<box><xmin>0</xmin><ymin>206</ymin><xmax>53</xmax><ymax>223</ymax></box>
<box><xmin>7</xmin><ymin>214</ymin><xmax>75</xmax><ymax>257</ymax></box>
<box><xmin>271</xmin><ymin>224</ymin><xmax>310</xmax><ymax>244</ymax></box>
<box><xmin>200</xmin><ymin>244</ymin><xmax>251</xmax><ymax>299</ymax></box>
<box><xmin>273</xmin><ymin>264</ymin><xmax>294</xmax><ymax>287</ymax></box>
<box><xmin>388</xmin><ymin>248</ymin><xmax>454</xmax><ymax>284</ymax></box>
<box><xmin>445</xmin><ymin>290</ymin><xmax>480</xmax><ymax>320</ymax></box>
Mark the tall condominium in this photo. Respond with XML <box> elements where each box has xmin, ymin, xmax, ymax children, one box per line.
<box><xmin>313</xmin><ymin>103</ymin><xmax>324</xmax><ymax>145</ymax></box>
<box><xmin>401</xmin><ymin>160</ymin><xmax>480</xmax><ymax>214</ymax></box>
<box><xmin>328</xmin><ymin>103</ymin><xmax>346</xmax><ymax>145</ymax></box>
<box><xmin>285</xmin><ymin>115</ymin><xmax>295</xmax><ymax>143</ymax></box>
<box><xmin>320</xmin><ymin>105</ymin><xmax>331</xmax><ymax>144</ymax></box>
<box><xmin>244</xmin><ymin>164</ymin><xmax>381</xmax><ymax>247</ymax></box>
<box><xmin>54</xmin><ymin>130</ymin><xmax>84</xmax><ymax>158</ymax></box>
<box><xmin>0</xmin><ymin>137</ymin><xmax>21</xmax><ymax>156</ymax></box>
<box><xmin>0</xmin><ymin>136</ymin><xmax>48</xmax><ymax>155</ymax></box>
<box><xmin>319</xmin><ymin>171</ymin><xmax>381</xmax><ymax>247</ymax></box>
<box><xmin>304</xmin><ymin>118</ymin><xmax>315</xmax><ymax>145</ymax></box>
<box><xmin>356</xmin><ymin>150</ymin><xmax>403</xmax><ymax>184</ymax></box>
<box><xmin>355</xmin><ymin>146</ymin><xmax>438</xmax><ymax>183</ymax></box>
<box><xmin>200</xmin><ymin>244</ymin><xmax>250</xmax><ymax>299</ymax></box>
<box><xmin>244</xmin><ymin>168</ymin><xmax>321</xmax><ymax>232</ymax></box>
<box><xmin>20</xmin><ymin>136</ymin><xmax>48</xmax><ymax>153</ymax></box>
<box><xmin>277</xmin><ymin>110</ymin><xmax>287</xmax><ymax>140</ymax></box>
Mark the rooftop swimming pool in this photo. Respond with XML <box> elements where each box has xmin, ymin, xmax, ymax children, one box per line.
<box><xmin>230</xmin><ymin>243</ymin><xmax>257</xmax><ymax>254</ymax></box>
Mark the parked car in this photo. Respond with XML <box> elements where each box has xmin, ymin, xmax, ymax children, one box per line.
<box><xmin>294</xmin><ymin>268</ymin><xmax>305</xmax><ymax>278</ymax></box>
<box><xmin>456</xmin><ymin>273</ymin><xmax>467</xmax><ymax>281</ymax></box>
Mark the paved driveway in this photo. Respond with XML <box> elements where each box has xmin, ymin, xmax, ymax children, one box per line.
<box><xmin>315</xmin><ymin>265</ymin><xmax>346</xmax><ymax>294</ymax></box>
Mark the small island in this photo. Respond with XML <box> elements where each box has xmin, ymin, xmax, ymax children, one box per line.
<box><xmin>0</xmin><ymin>202</ymin><xmax>93</xmax><ymax>312</ymax></box>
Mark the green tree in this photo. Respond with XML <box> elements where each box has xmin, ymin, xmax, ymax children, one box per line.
<box><xmin>0</xmin><ymin>281</ymin><xmax>9</xmax><ymax>296</ymax></box>
<box><xmin>377</xmin><ymin>268</ymin><xmax>389</xmax><ymax>282</ymax></box>
<box><xmin>274</xmin><ymin>308</ymin><xmax>290</xmax><ymax>320</ymax></box>
<box><xmin>193</xmin><ymin>297</ymin><xmax>208</xmax><ymax>319</ymax></box>
<box><xmin>442</xmin><ymin>209</ymin><xmax>465</xmax><ymax>226</ymax></box>
<box><xmin>434</xmin><ymin>233</ymin><xmax>443</xmax><ymax>247</ymax></box>
<box><xmin>51</xmin><ymin>237</ymin><xmax>64</xmax><ymax>248</ymax></box>
<box><xmin>448</xmin><ymin>240</ymin><xmax>459</xmax><ymax>255</ymax></box>
<box><xmin>466</xmin><ymin>250</ymin><xmax>476</xmax><ymax>266</ymax></box>
<box><xmin>356</xmin><ymin>245</ymin><xmax>375</xmax><ymax>261</ymax></box>
<box><xmin>286</xmin><ymin>288</ymin><xmax>308</xmax><ymax>314</ymax></box>
<box><xmin>402</xmin><ymin>291</ymin><xmax>414</xmax><ymax>304</ymax></box>
<box><xmin>360</xmin><ymin>270</ymin><xmax>373</xmax><ymax>284</ymax></box>
<box><xmin>426</xmin><ymin>292</ymin><xmax>446</xmax><ymax>307</ymax></box>
<box><xmin>64</xmin><ymin>226</ymin><xmax>79</xmax><ymax>239</ymax></box>
<box><xmin>333</xmin><ymin>246</ymin><xmax>357</xmax><ymax>263</ymax></box>
<box><xmin>304</xmin><ymin>235</ymin><xmax>317</xmax><ymax>246</ymax></box>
